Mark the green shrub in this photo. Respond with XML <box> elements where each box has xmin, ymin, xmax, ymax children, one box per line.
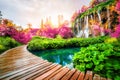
<box><xmin>73</xmin><ymin>42</ymin><xmax>120</xmax><ymax>80</ymax></box>
<box><xmin>28</xmin><ymin>37</ymin><xmax>66</xmax><ymax>50</ymax></box>
<box><xmin>105</xmin><ymin>37</ymin><xmax>118</xmax><ymax>43</ymax></box>
<box><xmin>31</xmin><ymin>36</ymin><xmax>52</xmax><ymax>41</ymax></box>
<box><xmin>0</xmin><ymin>36</ymin><xmax>21</xmax><ymax>54</ymax></box>
<box><xmin>28</xmin><ymin>36</ymin><xmax>108</xmax><ymax>51</ymax></box>
<box><xmin>0</xmin><ymin>44</ymin><xmax>5</xmax><ymax>53</ymax></box>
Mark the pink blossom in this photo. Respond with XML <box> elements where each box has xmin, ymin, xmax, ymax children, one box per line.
<box><xmin>104</xmin><ymin>29</ymin><xmax>111</xmax><ymax>35</ymax></box>
<box><xmin>115</xmin><ymin>1</ymin><xmax>120</xmax><ymax>11</ymax></box>
<box><xmin>58</xmin><ymin>25</ymin><xmax>73</xmax><ymax>38</ymax></box>
<box><xmin>0</xmin><ymin>24</ymin><xmax>7</xmax><ymax>36</ymax></box>
<box><xmin>81</xmin><ymin>5</ymin><xmax>88</xmax><ymax>13</ymax></box>
<box><xmin>92</xmin><ymin>24</ymin><xmax>101</xmax><ymax>36</ymax></box>
<box><xmin>12</xmin><ymin>32</ymin><xmax>31</xmax><ymax>44</ymax></box>
<box><xmin>71</xmin><ymin>11</ymin><xmax>79</xmax><ymax>22</ymax></box>
<box><xmin>39</xmin><ymin>26</ymin><xmax>58</xmax><ymax>38</ymax></box>
<box><xmin>110</xmin><ymin>24</ymin><xmax>120</xmax><ymax>38</ymax></box>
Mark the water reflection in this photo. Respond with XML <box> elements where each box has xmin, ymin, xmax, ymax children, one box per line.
<box><xmin>31</xmin><ymin>48</ymin><xmax>80</xmax><ymax>67</ymax></box>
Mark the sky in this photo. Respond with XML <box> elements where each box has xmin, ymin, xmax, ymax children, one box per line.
<box><xmin>0</xmin><ymin>0</ymin><xmax>91</xmax><ymax>29</ymax></box>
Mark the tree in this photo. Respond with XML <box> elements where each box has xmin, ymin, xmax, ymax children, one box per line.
<box><xmin>0</xmin><ymin>11</ymin><xmax>2</xmax><ymax>24</ymax></box>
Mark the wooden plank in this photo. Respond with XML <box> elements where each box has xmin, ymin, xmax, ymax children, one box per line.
<box><xmin>78</xmin><ymin>72</ymin><xmax>85</xmax><ymax>80</ymax></box>
<box><xmin>61</xmin><ymin>68</ymin><xmax>76</xmax><ymax>80</ymax></box>
<box><xmin>43</xmin><ymin>67</ymin><xmax>65</xmax><ymax>80</ymax></box>
<box><xmin>34</xmin><ymin>65</ymin><xmax>62</xmax><ymax>80</ymax></box>
<box><xmin>84</xmin><ymin>71</ymin><xmax>93</xmax><ymax>80</ymax></box>
<box><xmin>49</xmin><ymin>67</ymin><xmax>70</xmax><ymax>80</ymax></box>
<box><xmin>93</xmin><ymin>74</ymin><xmax>100</xmax><ymax>80</ymax></box>
<box><xmin>2</xmin><ymin>62</ymin><xmax>50</xmax><ymax>80</ymax></box>
<box><xmin>0</xmin><ymin>60</ymin><xmax>45</xmax><ymax>76</ymax></box>
<box><xmin>0</xmin><ymin>62</ymin><xmax>46</xmax><ymax>79</ymax></box>
<box><xmin>70</xmin><ymin>70</ymin><xmax>80</xmax><ymax>80</ymax></box>
<box><xmin>21</xmin><ymin>64</ymin><xmax>57</xmax><ymax>80</ymax></box>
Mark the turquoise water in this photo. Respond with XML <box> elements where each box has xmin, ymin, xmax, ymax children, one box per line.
<box><xmin>31</xmin><ymin>48</ymin><xmax>80</xmax><ymax>66</ymax></box>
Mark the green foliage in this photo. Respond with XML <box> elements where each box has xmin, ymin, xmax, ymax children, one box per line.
<box><xmin>56</xmin><ymin>35</ymin><xmax>63</xmax><ymax>39</ymax></box>
<box><xmin>28</xmin><ymin>36</ymin><xmax>108</xmax><ymax>51</ymax></box>
<box><xmin>0</xmin><ymin>44</ymin><xmax>5</xmax><ymax>53</ymax></box>
<box><xmin>73</xmin><ymin>42</ymin><xmax>120</xmax><ymax>79</ymax></box>
<box><xmin>31</xmin><ymin>36</ymin><xmax>52</xmax><ymax>41</ymax></box>
<box><xmin>76</xmin><ymin>0</ymin><xmax>115</xmax><ymax>19</ymax></box>
<box><xmin>0</xmin><ymin>36</ymin><xmax>21</xmax><ymax>54</ymax></box>
<box><xmin>105</xmin><ymin>37</ymin><xmax>118</xmax><ymax>43</ymax></box>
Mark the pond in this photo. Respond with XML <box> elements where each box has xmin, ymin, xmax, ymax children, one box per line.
<box><xmin>31</xmin><ymin>47</ymin><xmax>80</xmax><ymax>68</ymax></box>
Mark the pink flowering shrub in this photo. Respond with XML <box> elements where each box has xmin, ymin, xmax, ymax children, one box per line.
<box><xmin>6</xmin><ymin>28</ymin><xmax>32</xmax><ymax>44</ymax></box>
<box><xmin>81</xmin><ymin>5</ymin><xmax>88</xmax><ymax>13</ymax></box>
<box><xmin>104</xmin><ymin>29</ymin><xmax>111</xmax><ymax>35</ymax></box>
<box><xmin>0</xmin><ymin>24</ymin><xmax>18</xmax><ymax>37</ymax></box>
<box><xmin>0</xmin><ymin>24</ymin><xmax>7</xmax><ymax>36</ymax></box>
<box><xmin>6</xmin><ymin>27</ymin><xmax>18</xmax><ymax>36</ymax></box>
<box><xmin>71</xmin><ymin>12</ymin><xmax>79</xmax><ymax>22</ymax></box>
<box><xmin>0</xmin><ymin>24</ymin><xmax>32</xmax><ymax>44</ymax></box>
<box><xmin>12</xmin><ymin>32</ymin><xmax>31</xmax><ymax>44</ymax></box>
<box><xmin>29</xmin><ymin>28</ymin><xmax>39</xmax><ymax>36</ymax></box>
<box><xmin>92</xmin><ymin>24</ymin><xmax>101</xmax><ymax>36</ymax></box>
<box><xmin>39</xmin><ymin>24</ymin><xmax>73</xmax><ymax>39</ymax></box>
<box><xmin>115</xmin><ymin>1</ymin><xmax>120</xmax><ymax>11</ymax></box>
<box><xmin>118</xmin><ymin>17</ymin><xmax>120</xmax><ymax>23</ymax></box>
<box><xmin>39</xmin><ymin>25</ymin><xmax>58</xmax><ymax>38</ymax></box>
<box><xmin>58</xmin><ymin>25</ymin><xmax>73</xmax><ymax>39</ymax></box>
<box><xmin>111</xmin><ymin>24</ymin><xmax>120</xmax><ymax>38</ymax></box>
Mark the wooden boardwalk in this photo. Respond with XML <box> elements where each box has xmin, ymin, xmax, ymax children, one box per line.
<box><xmin>0</xmin><ymin>45</ymin><xmax>111</xmax><ymax>80</ymax></box>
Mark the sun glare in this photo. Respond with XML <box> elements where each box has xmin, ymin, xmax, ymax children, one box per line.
<box><xmin>51</xmin><ymin>17</ymin><xmax>58</xmax><ymax>27</ymax></box>
<box><xmin>46</xmin><ymin>13</ymin><xmax>71</xmax><ymax>27</ymax></box>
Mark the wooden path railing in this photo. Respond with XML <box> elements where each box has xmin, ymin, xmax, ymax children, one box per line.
<box><xmin>0</xmin><ymin>45</ymin><xmax>111</xmax><ymax>80</ymax></box>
